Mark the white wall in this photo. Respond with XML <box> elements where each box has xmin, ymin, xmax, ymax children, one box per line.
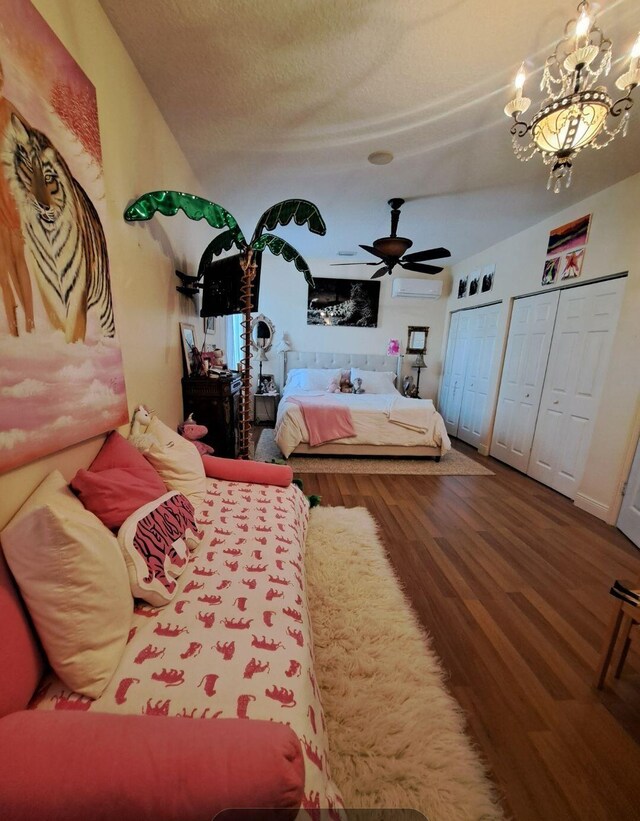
<box><xmin>221</xmin><ymin>256</ymin><xmax>451</xmax><ymax>399</ymax></box>
<box><xmin>445</xmin><ymin>171</ymin><xmax>640</xmax><ymax>524</ymax></box>
<box><xmin>0</xmin><ymin>0</ymin><xmax>210</xmax><ymax>528</ymax></box>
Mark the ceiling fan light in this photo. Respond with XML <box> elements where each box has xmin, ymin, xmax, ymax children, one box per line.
<box><xmin>373</xmin><ymin>236</ymin><xmax>413</xmax><ymax>256</ymax></box>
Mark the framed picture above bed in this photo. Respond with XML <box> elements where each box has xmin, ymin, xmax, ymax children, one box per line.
<box><xmin>307</xmin><ymin>278</ymin><xmax>380</xmax><ymax>327</ymax></box>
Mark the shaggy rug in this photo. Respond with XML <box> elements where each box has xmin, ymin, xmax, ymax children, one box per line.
<box><xmin>255</xmin><ymin>429</ymin><xmax>493</xmax><ymax>476</ymax></box>
<box><xmin>305</xmin><ymin>506</ymin><xmax>504</xmax><ymax>820</ymax></box>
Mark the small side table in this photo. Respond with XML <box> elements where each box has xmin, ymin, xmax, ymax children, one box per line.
<box><xmin>410</xmin><ymin>364</ymin><xmax>426</xmax><ymax>399</ymax></box>
<box><xmin>254</xmin><ymin>392</ymin><xmax>279</xmax><ymax>426</ymax></box>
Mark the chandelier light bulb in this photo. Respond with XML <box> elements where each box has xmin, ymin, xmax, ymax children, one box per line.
<box><xmin>575</xmin><ymin>8</ymin><xmax>591</xmax><ymax>40</ymax></box>
<box><xmin>515</xmin><ymin>63</ymin><xmax>527</xmax><ymax>93</ymax></box>
<box><xmin>631</xmin><ymin>33</ymin><xmax>640</xmax><ymax>63</ymax></box>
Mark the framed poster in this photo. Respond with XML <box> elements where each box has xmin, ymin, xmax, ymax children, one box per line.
<box><xmin>543</xmin><ymin>214</ymin><xmax>591</xmax><ymax>285</ymax></box>
<box><xmin>0</xmin><ymin>0</ymin><xmax>127</xmax><ymax>474</ymax></box>
<box><xmin>307</xmin><ymin>278</ymin><xmax>380</xmax><ymax>327</ymax></box>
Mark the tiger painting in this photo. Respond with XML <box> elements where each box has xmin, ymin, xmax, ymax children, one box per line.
<box><xmin>0</xmin><ymin>61</ymin><xmax>34</xmax><ymax>337</ymax></box>
<box><xmin>2</xmin><ymin>112</ymin><xmax>115</xmax><ymax>342</ymax></box>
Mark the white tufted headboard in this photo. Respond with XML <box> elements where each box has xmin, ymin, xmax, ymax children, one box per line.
<box><xmin>283</xmin><ymin>351</ymin><xmax>402</xmax><ymax>385</ymax></box>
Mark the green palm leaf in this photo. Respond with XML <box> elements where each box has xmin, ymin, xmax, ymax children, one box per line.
<box><xmin>197</xmin><ymin>230</ymin><xmax>247</xmax><ymax>278</ymax></box>
<box><xmin>251</xmin><ymin>200</ymin><xmax>326</xmax><ymax>244</ymax></box>
<box><xmin>252</xmin><ymin>234</ymin><xmax>315</xmax><ymax>286</ymax></box>
<box><xmin>124</xmin><ymin>191</ymin><xmax>245</xmax><ymax>242</ymax></box>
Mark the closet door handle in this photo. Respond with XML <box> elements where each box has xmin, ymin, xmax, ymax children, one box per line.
<box><xmin>525</xmin><ymin>393</ymin><xmax>530</xmax><ymax>398</ymax></box>
<box><xmin>553</xmin><ymin>400</ymin><xmax>559</xmax><ymax>405</ymax></box>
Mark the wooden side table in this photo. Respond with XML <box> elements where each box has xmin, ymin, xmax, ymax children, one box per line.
<box><xmin>181</xmin><ymin>375</ymin><xmax>241</xmax><ymax>458</ymax></box>
<box><xmin>254</xmin><ymin>393</ymin><xmax>280</xmax><ymax>426</ymax></box>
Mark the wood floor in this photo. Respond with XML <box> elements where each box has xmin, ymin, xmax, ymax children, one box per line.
<box><xmin>297</xmin><ymin>440</ymin><xmax>640</xmax><ymax>821</ymax></box>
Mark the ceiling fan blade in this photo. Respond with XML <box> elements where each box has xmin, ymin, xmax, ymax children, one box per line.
<box><xmin>400</xmin><ymin>261</ymin><xmax>443</xmax><ymax>275</ymax></box>
<box><xmin>402</xmin><ymin>246</ymin><xmax>451</xmax><ymax>263</ymax></box>
<box><xmin>359</xmin><ymin>244</ymin><xmax>387</xmax><ymax>261</ymax></box>
<box><xmin>330</xmin><ymin>261</ymin><xmax>379</xmax><ymax>266</ymax></box>
<box><xmin>370</xmin><ymin>266</ymin><xmax>389</xmax><ymax>279</ymax></box>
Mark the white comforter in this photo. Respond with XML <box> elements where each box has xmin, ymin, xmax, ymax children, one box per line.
<box><xmin>275</xmin><ymin>387</ymin><xmax>451</xmax><ymax>457</ymax></box>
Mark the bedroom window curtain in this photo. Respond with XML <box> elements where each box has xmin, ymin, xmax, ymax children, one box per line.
<box><xmin>225</xmin><ymin>314</ymin><xmax>242</xmax><ymax>372</ymax></box>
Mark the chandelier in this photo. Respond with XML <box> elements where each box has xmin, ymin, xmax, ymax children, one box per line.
<box><xmin>504</xmin><ymin>1</ymin><xmax>640</xmax><ymax>192</ymax></box>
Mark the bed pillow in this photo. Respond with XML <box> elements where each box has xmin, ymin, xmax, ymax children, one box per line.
<box><xmin>130</xmin><ymin>415</ymin><xmax>206</xmax><ymax>507</ymax></box>
<box><xmin>71</xmin><ymin>432</ymin><xmax>167</xmax><ymax>530</ymax></box>
<box><xmin>118</xmin><ymin>491</ymin><xmax>201</xmax><ymax>606</ymax></box>
<box><xmin>286</xmin><ymin>368</ymin><xmax>343</xmax><ymax>392</ymax></box>
<box><xmin>350</xmin><ymin>368</ymin><xmax>398</xmax><ymax>394</ymax></box>
<box><xmin>0</xmin><ymin>471</ymin><xmax>132</xmax><ymax>699</ymax></box>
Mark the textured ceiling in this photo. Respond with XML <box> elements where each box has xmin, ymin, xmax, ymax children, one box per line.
<box><xmin>100</xmin><ymin>0</ymin><xmax>640</xmax><ymax>266</ymax></box>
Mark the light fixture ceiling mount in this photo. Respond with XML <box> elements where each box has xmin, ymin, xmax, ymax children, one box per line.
<box><xmin>505</xmin><ymin>1</ymin><xmax>640</xmax><ymax>192</ymax></box>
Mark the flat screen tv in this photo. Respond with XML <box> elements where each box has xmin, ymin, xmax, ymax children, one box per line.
<box><xmin>199</xmin><ymin>252</ymin><xmax>262</xmax><ymax>317</ymax></box>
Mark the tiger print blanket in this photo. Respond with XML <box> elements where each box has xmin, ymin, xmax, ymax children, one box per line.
<box><xmin>31</xmin><ymin>479</ymin><xmax>343</xmax><ymax>816</ymax></box>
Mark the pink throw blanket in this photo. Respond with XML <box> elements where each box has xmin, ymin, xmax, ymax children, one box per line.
<box><xmin>289</xmin><ymin>397</ymin><xmax>356</xmax><ymax>446</ymax></box>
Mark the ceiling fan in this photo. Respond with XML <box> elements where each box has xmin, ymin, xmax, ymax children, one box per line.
<box><xmin>332</xmin><ymin>198</ymin><xmax>451</xmax><ymax>279</ymax></box>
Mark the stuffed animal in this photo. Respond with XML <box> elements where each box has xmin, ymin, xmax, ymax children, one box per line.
<box><xmin>352</xmin><ymin>377</ymin><xmax>365</xmax><ymax>394</ymax></box>
<box><xmin>339</xmin><ymin>374</ymin><xmax>353</xmax><ymax>393</ymax></box>
<box><xmin>327</xmin><ymin>376</ymin><xmax>341</xmax><ymax>394</ymax></box>
<box><xmin>129</xmin><ymin>405</ymin><xmax>160</xmax><ymax>453</ymax></box>
<box><xmin>178</xmin><ymin>413</ymin><xmax>214</xmax><ymax>456</ymax></box>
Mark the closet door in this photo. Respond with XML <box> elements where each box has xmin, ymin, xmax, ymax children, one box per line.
<box><xmin>528</xmin><ymin>278</ymin><xmax>625</xmax><ymax>498</ymax></box>
<box><xmin>617</xmin><ymin>437</ymin><xmax>640</xmax><ymax>548</ymax></box>
<box><xmin>441</xmin><ymin>311</ymin><xmax>472</xmax><ymax>436</ymax></box>
<box><xmin>438</xmin><ymin>311</ymin><xmax>460</xmax><ymax>424</ymax></box>
<box><xmin>457</xmin><ymin>304</ymin><xmax>501</xmax><ymax>448</ymax></box>
<box><xmin>490</xmin><ymin>290</ymin><xmax>560</xmax><ymax>471</ymax></box>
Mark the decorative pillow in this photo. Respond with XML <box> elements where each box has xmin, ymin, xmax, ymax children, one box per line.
<box><xmin>71</xmin><ymin>432</ymin><xmax>167</xmax><ymax>530</ymax></box>
<box><xmin>0</xmin><ymin>471</ymin><xmax>132</xmax><ymax>699</ymax></box>
<box><xmin>350</xmin><ymin>368</ymin><xmax>398</xmax><ymax>394</ymax></box>
<box><xmin>118</xmin><ymin>491</ymin><xmax>202</xmax><ymax>606</ymax></box>
<box><xmin>286</xmin><ymin>368</ymin><xmax>343</xmax><ymax>392</ymax></box>
<box><xmin>129</xmin><ymin>414</ymin><xmax>206</xmax><ymax>507</ymax></box>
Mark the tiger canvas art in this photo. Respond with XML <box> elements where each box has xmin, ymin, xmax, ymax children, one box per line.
<box><xmin>0</xmin><ymin>0</ymin><xmax>128</xmax><ymax>474</ymax></box>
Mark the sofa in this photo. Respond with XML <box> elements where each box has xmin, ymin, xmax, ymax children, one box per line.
<box><xmin>0</xmin><ymin>420</ymin><xmax>343</xmax><ymax>820</ymax></box>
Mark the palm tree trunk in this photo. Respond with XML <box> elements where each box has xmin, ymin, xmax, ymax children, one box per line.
<box><xmin>238</xmin><ymin>251</ymin><xmax>256</xmax><ymax>459</ymax></box>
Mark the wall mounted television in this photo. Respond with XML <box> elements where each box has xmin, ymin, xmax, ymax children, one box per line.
<box><xmin>199</xmin><ymin>252</ymin><xmax>262</xmax><ymax>317</ymax></box>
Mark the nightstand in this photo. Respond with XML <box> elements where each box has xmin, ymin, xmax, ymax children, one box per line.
<box><xmin>254</xmin><ymin>393</ymin><xmax>280</xmax><ymax>426</ymax></box>
<box><xmin>182</xmin><ymin>375</ymin><xmax>241</xmax><ymax>458</ymax></box>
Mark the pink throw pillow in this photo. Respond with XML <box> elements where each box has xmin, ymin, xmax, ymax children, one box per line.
<box><xmin>117</xmin><ymin>492</ymin><xmax>202</xmax><ymax>606</ymax></box>
<box><xmin>71</xmin><ymin>432</ymin><xmax>166</xmax><ymax>530</ymax></box>
<box><xmin>202</xmin><ymin>455</ymin><xmax>293</xmax><ymax>487</ymax></box>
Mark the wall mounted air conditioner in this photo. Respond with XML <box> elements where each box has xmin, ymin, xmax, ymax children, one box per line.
<box><xmin>391</xmin><ymin>278</ymin><xmax>442</xmax><ymax>299</ymax></box>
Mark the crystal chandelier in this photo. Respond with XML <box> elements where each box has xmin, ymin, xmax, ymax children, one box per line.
<box><xmin>504</xmin><ymin>1</ymin><xmax>640</xmax><ymax>192</ymax></box>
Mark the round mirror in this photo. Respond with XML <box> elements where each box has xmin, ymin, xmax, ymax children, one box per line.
<box><xmin>250</xmin><ymin>313</ymin><xmax>275</xmax><ymax>353</ymax></box>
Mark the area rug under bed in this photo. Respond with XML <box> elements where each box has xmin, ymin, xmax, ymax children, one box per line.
<box><xmin>255</xmin><ymin>429</ymin><xmax>494</xmax><ymax>476</ymax></box>
<box><xmin>305</xmin><ymin>506</ymin><xmax>504</xmax><ymax>820</ymax></box>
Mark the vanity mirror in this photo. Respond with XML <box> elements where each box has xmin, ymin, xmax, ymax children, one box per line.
<box><xmin>406</xmin><ymin>326</ymin><xmax>429</xmax><ymax>355</ymax></box>
<box><xmin>250</xmin><ymin>314</ymin><xmax>275</xmax><ymax>354</ymax></box>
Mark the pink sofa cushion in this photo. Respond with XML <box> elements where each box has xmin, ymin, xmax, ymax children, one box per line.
<box><xmin>202</xmin><ymin>455</ymin><xmax>293</xmax><ymax>487</ymax></box>
<box><xmin>0</xmin><ymin>551</ymin><xmax>44</xmax><ymax>718</ymax></box>
<box><xmin>0</xmin><ymin>712</ymin><xmax>303</xmax><ymax>820</ymax></box>
<box><xmin>71</xmin><ymin>431</ymin><xmax>167</xmax><ymax>529</ymax></box>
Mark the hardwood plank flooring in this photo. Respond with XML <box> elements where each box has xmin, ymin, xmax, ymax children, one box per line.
<box><xmin>296</xmin><ymin>440</ymin><xmax>640</xmax><ymax>820</ymax></box>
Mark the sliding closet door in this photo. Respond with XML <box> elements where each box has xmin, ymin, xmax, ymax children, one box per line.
<box><xmin>528</xmin><ymin>278</ymin><xmax>625</xmax><ymax>498</ymax></box>
<box><xmin>490</xmin><ymin>290</ymin><xmax>560</xmax><ymax>471</ymax></box>
<box><xmin>456</xmin><ymin>304</ymin><xmax>501</xmax><ymax>448</ymax></box>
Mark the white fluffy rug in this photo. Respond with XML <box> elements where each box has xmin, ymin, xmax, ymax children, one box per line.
<box><xmin>255</xmin><ymin>429</ymin><xmax>493</xmax><ymax>476</ymax></box>
<box><xmin>306</xmin><ymin>506</ymin><xmax>504</xmax><ymax>820</ymax></box>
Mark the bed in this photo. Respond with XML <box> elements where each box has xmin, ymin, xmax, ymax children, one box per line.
<box><xmin>274</xmin><ymin>351</ymin><xmax>451</xmax><ymax>459</ymax></box>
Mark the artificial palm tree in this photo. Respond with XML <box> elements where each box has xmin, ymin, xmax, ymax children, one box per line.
<box><xmin>124</xmin><ymin>191</ymin><xmax>326</xmax><ymax>458</ymax></box>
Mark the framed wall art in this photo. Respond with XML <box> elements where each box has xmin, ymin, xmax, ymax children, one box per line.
<box><xmin>543</xmin><ymin>214</ymin><xmax>591</xmax><ymax>286</ymax></box>
<box><xmin>307</xmin><ymin>278</ymin><xmax>380</xmax><ymax>327</ymax></box>
<box><xmin>0</xmin><ymin>0</ymin><xmax>128</xmax><ymax>474</ymax></box>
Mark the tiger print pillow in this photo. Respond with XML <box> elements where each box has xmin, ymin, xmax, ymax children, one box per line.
<box><xmin>117</xmin><ymin>491</ymin><xmax>202</xmax><ymax>606</ymax></box>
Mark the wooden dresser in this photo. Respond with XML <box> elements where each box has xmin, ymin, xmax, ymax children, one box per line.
<box><xmin>181</xmin><ymin>375</ymin><xmax>242</xmax><ymax>458</ymax></box>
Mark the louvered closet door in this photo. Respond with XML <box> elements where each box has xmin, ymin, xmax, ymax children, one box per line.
<box><xmin>528</xmin><ymin>278</ymin><xmax>625</xmax><ymax>498</ymax></box>
<box><xmin>438</xmin><ymin>312</ymin><xmax>460</xmax><ymax>429</ymax></box>
<box><xmin>456</xmin><ymin>304</ymin><xmax>501</xmax><ymax>448</ymax></box>
<box><xmin>490</xmin><ymin>290</ymin><xmax>560</xmax><ymax>472</ymax></box>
